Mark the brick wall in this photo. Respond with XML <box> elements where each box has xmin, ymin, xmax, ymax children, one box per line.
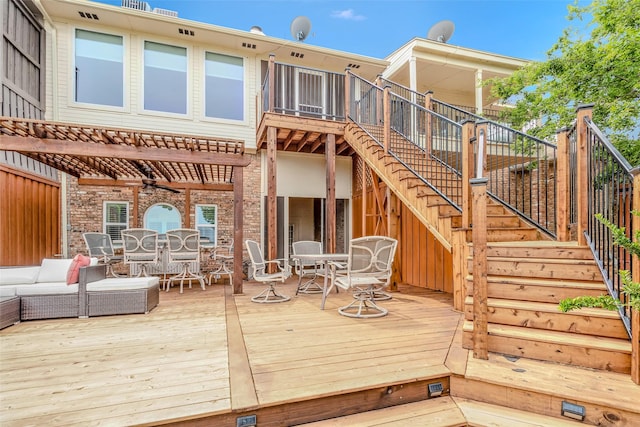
<box><xmin>66</xmin><ymin>153</ymin><xmax>262</xmax><ymax>258</ymax></box>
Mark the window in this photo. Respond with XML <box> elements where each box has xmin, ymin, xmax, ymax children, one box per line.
<box><xmin>144</xmin><ymin>203</ymin><xmax>181</xmax><ymax>234</ymax></box>
<box><xmin>205</xmin><ymin>52</ymin><xmax>243</xmax><ymax>120</ymax></box>
<box><xmin>144</xmin><ymin>41</ymin><xmax>187</xmax><ymax>114</ymax></box>
<box><xmin>104</xmin><ymin>202</ymin><xmax>128</xmax><ymax>242</ymax></box>
<box><xmin>195</xmin><ymin>204</ymin><xmax>217</xmax><ymax>245</ymax></box>
<box><xmin>75</xmin><ymin>29</ymin><xmax>123</xmax><ymax>107</ymax></box>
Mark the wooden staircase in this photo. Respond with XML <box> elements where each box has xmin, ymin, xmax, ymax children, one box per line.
<box><xmin>344</xmin><ymin>121</ymin><xmax>632</xmax><ymax>375</ymax></box>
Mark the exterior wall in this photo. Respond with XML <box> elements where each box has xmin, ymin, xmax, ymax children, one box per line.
<box><xmin>66</xmin><ymin>154</ymin><xmax>262</xmax><ymax>259</ymax></box>
<box><xmin>46</xmin><ymin>19</ymin><xmax>259</xmax><ymax>148</ymax></box>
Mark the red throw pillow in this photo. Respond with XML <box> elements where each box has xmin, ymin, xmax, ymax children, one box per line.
<box><xmin>66</xmin><ymin>254</ymin><xmax>92</xmax><ymax>285</ymax></box>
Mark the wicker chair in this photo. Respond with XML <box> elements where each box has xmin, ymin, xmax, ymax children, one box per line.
<box><xmin>165</xmin><ymin>229</ymin><xmax>205</xmax><ymax>293</ymax></box>
<box><xmin>121</xmin><ymin>228</ymin><xmax>159</xmax><ymax>278</ymax></box>
<box><xmin>245</xmin><ymin>240</ymin><xmax>291</xmax><ymax>303</ymax></box>
<box><xmin>83</xmin><ymin>232</ymin><xmax>123</xmax><ymax>277</ymax></box>
<box><xmin>331</xmin><ymin>236</ymin><xmax>398</xmax><ymax>318</ymax></box>
<box><xmin>291</xmin><ymin>240</ymin><xmax>325</xmax><ymax>294</ymax></box>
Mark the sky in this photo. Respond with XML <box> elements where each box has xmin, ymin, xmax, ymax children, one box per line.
<box><xmin>93</xmin><ymin>0</ymin><xmax>592</xmax><ymax>61</ymax></box>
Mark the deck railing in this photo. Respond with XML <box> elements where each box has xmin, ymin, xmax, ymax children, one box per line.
<box><xmin>261</xmin><ymin>58</ymin><xmax>345</xmax><ymax>121</ymax></box>
<box><xmin>349</xmin><ymin>73</ymin><xmax>463</xmax><ymax>209</ymax></box>
<box><xmin>577</xmin><ymin>113</ymin><xmax>639</xmax><ymax>337</ymax></box>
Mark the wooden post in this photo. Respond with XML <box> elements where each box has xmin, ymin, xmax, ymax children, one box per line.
<box><xmin>461</xmin><ymin>120</ymin><xmax>476</xmax><ymax>229</ymax></box>
<box><xmin>268</xmin><ymin>54</ymin><xmax>275</xmax><ymax>113</ymax></box>
<box><xmin>233</xmin><ymin>166</ymin><xmax>244</xmax><ymax>295</ymax></box>
<box><xmin>575</xmin><ymin>104</ymin><xmax>594</xmax><ymax>246</ymax></box>
<box><xmin>424</xmin><ymin>91</ymin><xmax>433</xmax><ymax>157</ymax></box>
<box><xmin>362</xmin><ymin>160</ymin><xmax>367</xmax><ymax>236</ymax></box>
<box><xmin>184</xmin><ymin>189</ymin><xmax>191</xmax><ymax>228</ymax></box>
<box><xmin>132</xmin><ymin>187</ymin><xmax>139</xmax><ymax>227</ymax></box>
<box><xmin>631</xmin><ymin>172</ymin><xmax>640</xmax><ymax>384</ymax></box>
<box><xmin>555</xmin><ymin>127</ymin><xmax>570</xmax><ymax>241</ymax></box>
<box><xmin>267</xmin><ymin>126</ymin><xmax>277</xmax><ymax>263</ymax></box>
<box><xmin>388</xmin><ymin>191</ymin><xmax>401</xmax><ymax>291</ymax></box>
<box><xmin>471</xmin><ymin>177</ymin><xmax>489</xmax><ymax>360</ymax></box>
<box><xmin>325</xmin><ymin>134</ymin><xmax>336</xmax><ymax>254</ymax></box>
<box><xmin>383</xmin><ymin>86</ymin><xmax>391</xmax><ymax>154</ymax></box>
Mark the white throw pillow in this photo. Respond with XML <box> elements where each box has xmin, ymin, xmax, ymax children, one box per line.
<box><xmin>36</xmin><ymin>258</ymin><xmax>75</xmax><ymax>283</ymax></box>
<box><xmin>0</xmin><ymin>267</ymin><xmax>40</xmax><ymax>285</ymax></box>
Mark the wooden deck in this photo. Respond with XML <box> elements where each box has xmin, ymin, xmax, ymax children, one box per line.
<box><xmin>1</xmin><ymin>278</ymin><xmax>638</xmax><ymax>426</ymax></box>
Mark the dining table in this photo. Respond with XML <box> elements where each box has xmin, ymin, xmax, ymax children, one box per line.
<box><xmin>290</xmin><ymin>253</ymin><xmax>348</xmax><ymax>309</ymax></box>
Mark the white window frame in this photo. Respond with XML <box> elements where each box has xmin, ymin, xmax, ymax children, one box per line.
<box><xmin>103</xmin><ymin>201</ymin><xmax>129</xmax><ymax>244</ymax></box>
<box><xmin>141</xmin><ymin>39</ymin><xmax>190</xmax><ymax>118</ymax></box>
<box><xmin>203</xmin><ymin>51</ymin><xmax>246</xmax><ymax>123</ymax></box>
<box><xmin>72</xmin><ymin>27</ymin><xmax>127</xmax><ymax>112</ymax></box>
<box><xmin>195</xmin><ymin>204</ymin><xmax>218</xmax><ymax>246</ymax></box>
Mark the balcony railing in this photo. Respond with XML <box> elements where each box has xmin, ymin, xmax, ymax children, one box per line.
<box><xmin>261</xmin><ymin>59</ymin><xmax>345</xmax><ymax>121</ymax></box>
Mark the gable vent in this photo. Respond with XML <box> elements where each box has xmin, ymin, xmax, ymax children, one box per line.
<box><xmin>78</xmin><ymin>11</ymin><xmax>99</xmax><ymax>20</ymax></box>
<box><xmin>178</xmin><ymin>28</ymin><xmax>195</xmax><ymax>36</ymax></box>
<box><xmin>242</xmin><ymin>42</ymin><xmax>256</xmax><ymax>49</ymax></box>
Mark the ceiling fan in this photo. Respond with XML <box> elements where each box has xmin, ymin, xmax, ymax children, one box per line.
<box><xmin>134</xmin><ymin>162</ymin><xmax>181</xmax><ymax>193</ymax></box>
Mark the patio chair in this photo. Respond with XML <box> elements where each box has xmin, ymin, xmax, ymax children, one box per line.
<box><xmin>121</xmin><ymin>228</ymin><xmax>159</xmax><ymax>278</ymax></box>
<box><xmin>245</xmin><ymin>240</ymin><xmax>291</xmax><ymax>303</ymax></box>
<box><xmin>165</xmin><ymin>229</ymin><xmax>205</xmax><ymax>293</ymax></box>
<box><xmin>332</xmin><ymin>236</ymin><xmax>398</xmax><ymax>318</ymax></box>
<box><xmin>206</xmin><ymin>238</ymin><xmax>234</xmax><ymax>285</ymax></box>
<box><xmin>83</xmin><ymin>232</ymin><xmax>123</xmax><ymax>277</ymax></box>
<box><xmin>291</xmin><ymin>240</ymin><xmax>325</xmax><ymax>295</ymax></box>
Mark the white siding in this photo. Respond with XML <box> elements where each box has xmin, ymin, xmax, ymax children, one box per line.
<box><xmin>48</xmin><ymin>20</ymin><xmax>259</xmax><ymax>149</ymax></box>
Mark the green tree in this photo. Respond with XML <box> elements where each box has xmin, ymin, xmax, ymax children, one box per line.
<box><xmin>559</xmin><ymin>211</ymin><xmax>640</xmax><ymax>313</ymax></box>
<box><xmin>489</xmin><ymin>0</ymin><xmax>640</xmax><ymax>165</ymax></box>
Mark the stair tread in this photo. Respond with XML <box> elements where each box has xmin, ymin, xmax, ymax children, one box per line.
<box><xmin>463</xmin><ymin>321</ymin><xmax>631</xmax><ymax>352</ymax></box>
<box><xmin>484</xmin><ymin>256</ymin><xmax>597</xmax><ymax>265</ymax></box>
<box><xmin>452</xmin><ymin>397</ymin><xmax>583</xmax><ymax>427</ymax></box>
<box><xmin>299</xmin><ymin>396</ymin><xmax>466</xmax><ymax>426</ymax></box>
<box><xmin>463</xmin><ymin>296</ymin><xmax>621</xmax><ymax>318</ymax></box>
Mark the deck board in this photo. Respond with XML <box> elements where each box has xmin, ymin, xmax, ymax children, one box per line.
<box><xmin>1</xmin><ymin>278</ymin><xmax>636</xmax><ymax>426</ymax></box>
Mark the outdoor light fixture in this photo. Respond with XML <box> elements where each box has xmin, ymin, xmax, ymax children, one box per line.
<box><xmin>236</xmin><ymin>414</ymin><xmax>257</xmax><ymax>427</ymax></box>
<box><xmin>428</xmin><ymin>382</ymin><xmax>443</xmax><ymax>397</ymax></box>
<box><xmin>561</xmin><ymin>401</ymin><xmax>586</xmax><ymax>421</ymax></box>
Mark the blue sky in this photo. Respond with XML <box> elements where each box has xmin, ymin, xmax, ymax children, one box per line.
<box><xmin>94</xmin><ymin>0</ymin><xmax>590</xmax><ymax>61</ymax></box>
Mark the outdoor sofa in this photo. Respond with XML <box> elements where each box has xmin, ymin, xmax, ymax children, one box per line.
<box><xmin>0</xmin><ymin>258</ymin><xmax>159</xmax><ymax>326</ymax></box>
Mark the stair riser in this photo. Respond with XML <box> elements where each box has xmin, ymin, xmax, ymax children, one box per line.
<box><xmin>477</xmin><ymin>260</ymin><xmax>601</xmax><ymax>280</ymax></box>
<box><xmin>465</xmin><ymin>281</ymin><xmax>608</xmax><ymax>303</ymax></box>
<box><xmin>462</xmin><ymin>331</ymin><xmax>631</xmax><ymax>374</ymax></box>
<box><xmin>486</xmin><ymin>246</ymin><xmax>595</xmax><ymax>260</ymax></box>
<box><xmin>463</xmin><ymin>303</ymin><xmax>628</xmax><ymax>339</ymax></box>
<box><xmin>452</xmin><ymin>216</ymin><xmax>522</xmax><ymax>228</ymax></box>
<box><xmin>451</xmin><ymin>377</ymin><xmax>640</xmax><ymax>426</ymax></box>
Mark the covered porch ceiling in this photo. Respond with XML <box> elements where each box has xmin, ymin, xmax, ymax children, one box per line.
<box><xmin>0</xmin><ymin>117</ymin><xmax>250</xmax><ymax>191</ymax></box>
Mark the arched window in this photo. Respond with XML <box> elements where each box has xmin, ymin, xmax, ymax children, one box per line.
<box><xmin>144</xmin><ymin>203</ymin><xmax>181</xmax><ymax>235</ymax></box>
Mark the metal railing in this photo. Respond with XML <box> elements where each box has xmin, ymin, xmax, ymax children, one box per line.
<box><xmin>583</xmin><ymin>117</ymin><xmax>638</xmax><ymax>336</ymax></box>
<box><xmin>348</xmin><ymin>73</ymin><xmax>463</xmax><ymax>209</ymax></box>
<box><xmin>482</xmin><ymin>122</ymin><xmax>558</xmax><ymax>238</ymax></box>
<box><xmin>384</xmin><ymin>84</ymin><xmax>557</xmax><ymax>237</ymax></box>
<box><xmin>261</xmin><ymin>62</ymin><xmax>345</xmax><ymax>120</ymax></box>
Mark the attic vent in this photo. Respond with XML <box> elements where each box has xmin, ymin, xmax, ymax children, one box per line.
<box><xmin>153</xmin><ymin>7</ymin><xmax>178</xmax><ymax>17</ymax></box>
<box><xmin>78</xmin><ymin>11</ymin><xmax>99</xmax><ymax>20</ymax></box>
<box><xmin>290</xmin><ymin>51</ymin><xmax>304</xmax><ymax>59</ymax></box>
<box><xmin>178</xmin><ymin>28</ymin><xmax>195</xmax><ymax>36</ymax></box>
<box><xmin>242</xmin><ymin>42</ymin><xmax>256</xmax><ymax>49</ymax></box>
<box><xmin>347</xmin><ymin>63</ymin><xmax>361</xmax><ymax>69</ymax></box>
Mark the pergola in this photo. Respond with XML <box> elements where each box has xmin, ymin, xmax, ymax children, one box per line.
<box><xmin>0</xmin><ymin>117</ymin><xmax>250</xmax><ymax>293</ymax></box>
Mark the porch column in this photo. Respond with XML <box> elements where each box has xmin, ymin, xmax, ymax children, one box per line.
<box><xmin>267</xmin><ymin>126</ymin><xmax>277</xmax><ymax>262</ymax></box>
<box><xmin>325</xmin><ymin>134</ymin><xmax>336</xmax><ymax>253</ymax></box>
<box><xmin>409</xmin><ymin>56</ymin><xmax>417</xmax><ymax>92</ymax></box>
<box><xmin>233</xmin><ymin>166</ymin><xmax>244</xmax><ymax>294</ymax></box>
<box><xmin>475</xmin><ymin>69</ymin><xmax>483</xmax><ymax>115</ymax></box>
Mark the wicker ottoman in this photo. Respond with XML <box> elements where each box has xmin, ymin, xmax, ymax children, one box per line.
<box><xmin>0</xmin><ymin>296</ymin><xmax>21</xmax><ymax>329</ymax></box>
